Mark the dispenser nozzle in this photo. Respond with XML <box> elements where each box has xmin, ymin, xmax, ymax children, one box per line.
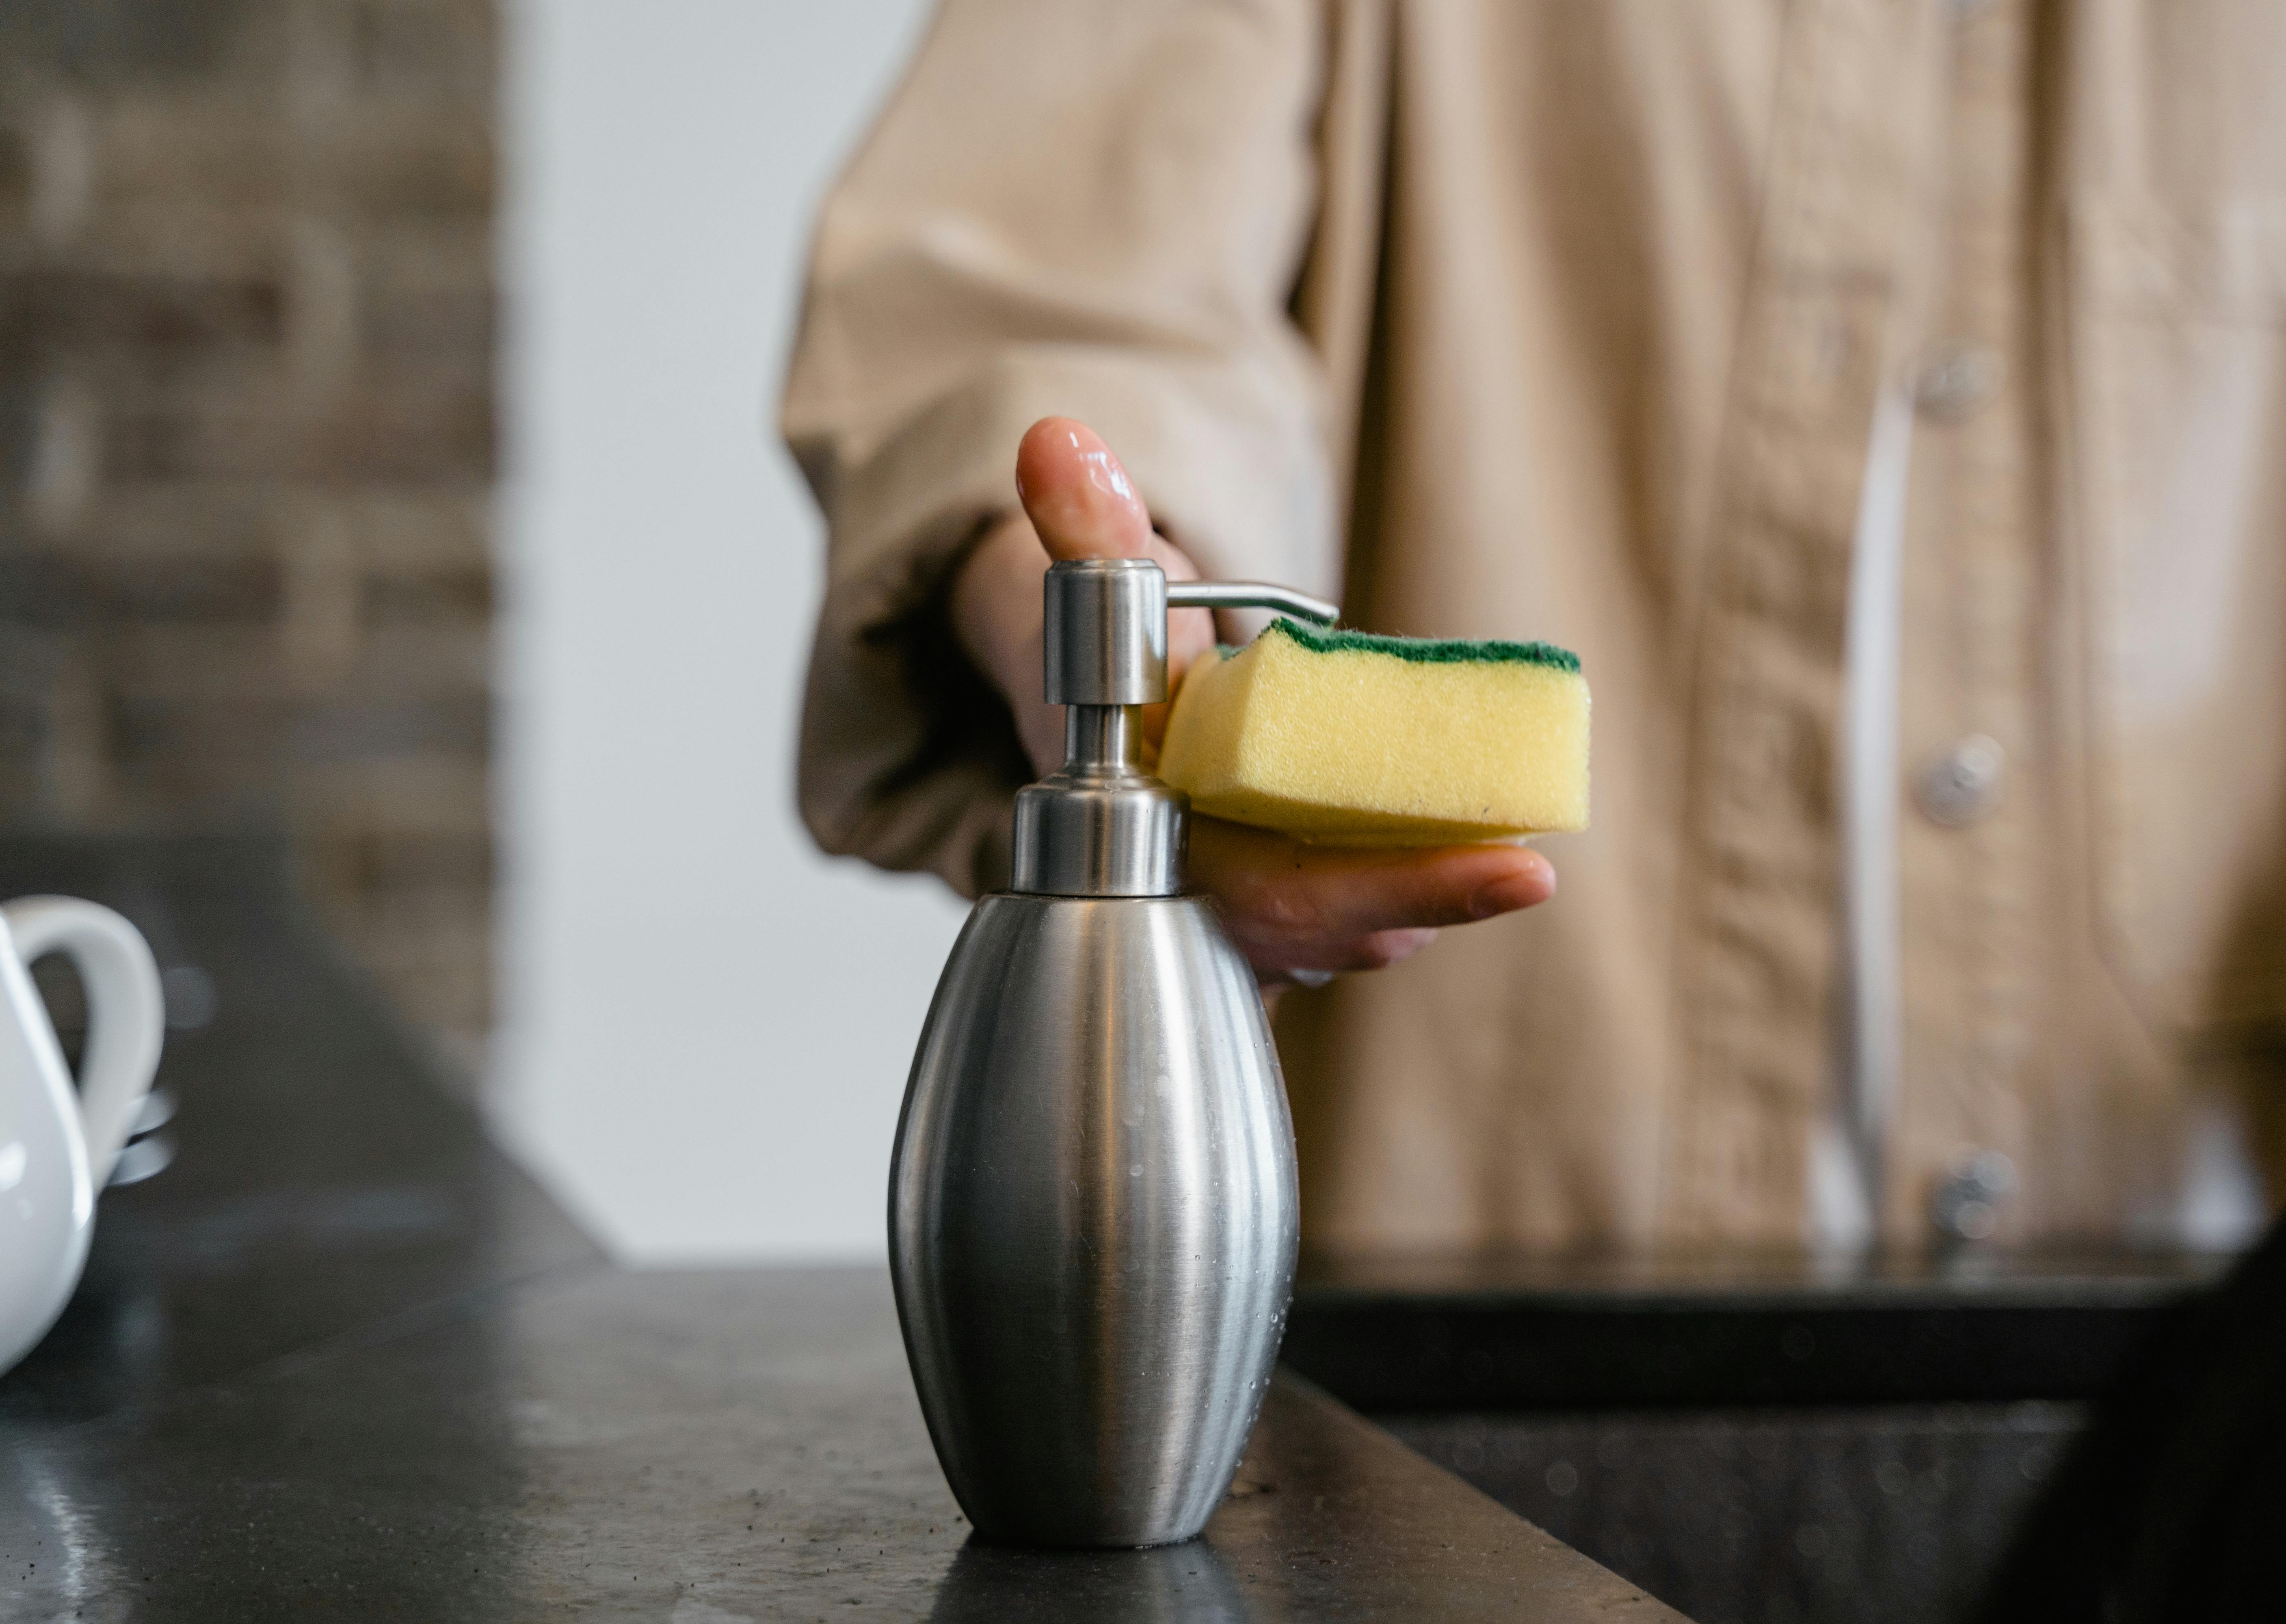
<box><xmin>1165</xmin><ymin>580</ymin><xmax>1340</xmax><ymax>624</ymax></box>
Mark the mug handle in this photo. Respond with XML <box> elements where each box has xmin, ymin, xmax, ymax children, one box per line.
<box><xmin>2</xmin><ymin>897</ymin><xmax>166</xmax><ymax>1186</ymax></box>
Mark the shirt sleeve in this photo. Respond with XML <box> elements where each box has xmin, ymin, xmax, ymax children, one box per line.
<box><xmin>781</xmin><ymin>0</ymin><xmax>1340</xmax><ymax>896</ymax></box>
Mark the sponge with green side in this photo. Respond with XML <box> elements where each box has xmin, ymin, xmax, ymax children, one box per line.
<box><xmin>1157</xmin><ymin>619</ymin><xmax>1590</xmax><ymax>845</ymax></box>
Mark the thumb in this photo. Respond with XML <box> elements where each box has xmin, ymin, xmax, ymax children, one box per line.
<box><xmin>1014</xmin><ymin>417</ymin><xmax>1155</xmax><ymax>561</ymax></box>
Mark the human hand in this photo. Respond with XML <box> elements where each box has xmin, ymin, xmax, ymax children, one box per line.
<box><xmin>951</xmin><ymin>419</ymin><xmax>1215</xmax><ymax>777</ymax></box>
<box><xmin>949</xmin><ymin>417</ymin><xmax>1555</xmax><ymax>986</ymax></box>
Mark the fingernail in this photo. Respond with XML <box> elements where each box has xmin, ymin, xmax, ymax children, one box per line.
<box><xmin>1470</xmin><ymin>870</ymin><xmax>1549</xmax><ymax>918</ymax></box>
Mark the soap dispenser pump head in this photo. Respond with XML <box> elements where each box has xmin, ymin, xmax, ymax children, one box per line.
<box><xmin>1009</xmin><ymin>559</ymin><xmax>1338</xmax><ymax>899</ymax></box>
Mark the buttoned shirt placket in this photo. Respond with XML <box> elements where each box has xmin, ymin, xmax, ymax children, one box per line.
<box><xmin>1667</xmin><ymin>0</ymin><xmax>1948</xmax><ymax>1242</ymax></box>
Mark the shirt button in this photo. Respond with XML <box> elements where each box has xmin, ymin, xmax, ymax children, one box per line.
<box><xmin>1914</xmin><ymin>734</ymin><xmax>2007</xmax><ymax>827</ymax></box>
<box><xmin>1931</xmin><ymin>1148</ymin><xmax>2016</xmax><ymax>1243</ymax></box>
<box><xmin>1914</xmin><ymin>342</ymin><xmax>2004</xmax><ymax>421</ymax></box>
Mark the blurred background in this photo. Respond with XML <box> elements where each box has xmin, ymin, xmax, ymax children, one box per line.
<box><xmin>0</xmin><ymin>0</ymin><xmax>957</xmax><ymax>1262</ymax></box>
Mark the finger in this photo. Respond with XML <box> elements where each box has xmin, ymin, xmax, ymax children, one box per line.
<box><xmin>949</xmin><ymin>514</ymin><xmax>1068</xmax><ymax>774</ymax></box>
<box><xmin>1015</xmin><ymin>417</ymin><xmax>1155</xmax><ymax>560</ymax></box>
<box><xmin>1243</xmin><ymin>927</ymin><xmax>1443</xmax><ymax>979</ymax></box>
<box><xmin>1144</xmin><ymin>599</ymin><xmax>1219</xmax><ymax>763</ymax></box>
<box><xmin>1011</xmin><ymin>418</ymin><xmax>1216</xmax><ymax>760</ymax></box>
<box><xmin>1192</xmin><ymin>819</ymin><xmax>1557</xmax><ymax>941</ymax></box>
<box><xmin>1165</xmin><ymin>592</ymin><xmax>1218</xmax><ymax>682</ymax></box>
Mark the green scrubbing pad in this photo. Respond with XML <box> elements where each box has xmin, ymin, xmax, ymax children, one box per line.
<box><xmin>1157</xmin><ymin>620</ymin><xmax>1590</xmax><ymax>845</ymax></box>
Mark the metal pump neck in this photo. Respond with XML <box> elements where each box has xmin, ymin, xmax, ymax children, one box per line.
<box><xmin>1008</xmin><ymin>559</ymin><xmax>1337</xmax><ymax>898</ymax></box>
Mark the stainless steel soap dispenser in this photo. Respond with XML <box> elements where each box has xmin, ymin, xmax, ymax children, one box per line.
<box><xmin>890</xmin><ymin>557</ymin><xmax>1339</xmax><ymax>1549</ymax></box>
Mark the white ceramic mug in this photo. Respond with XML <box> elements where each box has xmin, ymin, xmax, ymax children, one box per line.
<box><xmin>0</xmin><ymin>897</ymin><xmax>165</xmax><ymax>1378</ymax></box>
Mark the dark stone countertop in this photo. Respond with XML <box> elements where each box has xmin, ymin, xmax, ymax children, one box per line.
<box><xmin>0</xmin><ymin>838</ymin><xmax>1680</xmax><ymax>1622</ymax></box>
<box><xmin>0</xmin><ymin>838</ymin><xmax>599</xmax><ymax>1440</ymax></box>
<box><xmin>1283</xmin><ymin>1244</ymin><xmax>2223</xmax><ymax>1412</ymax></box>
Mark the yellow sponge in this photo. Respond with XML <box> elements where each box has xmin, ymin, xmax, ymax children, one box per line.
<box><xmin>1157</xmin><ymin>620</ymin><xmax>1590</xmax><ymax>845</ymax></box>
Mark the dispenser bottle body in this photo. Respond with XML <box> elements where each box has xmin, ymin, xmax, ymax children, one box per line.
<box><xmin>889</xmin><ymin>892</ymin><xmax>1298</xmax><ymax>1548</ymax></box>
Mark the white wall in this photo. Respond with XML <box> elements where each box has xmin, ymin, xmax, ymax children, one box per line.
<box><xmin>494</xmin><ymin>0</ymin><xmax>967</xmax><ymax>1263</ymax></box>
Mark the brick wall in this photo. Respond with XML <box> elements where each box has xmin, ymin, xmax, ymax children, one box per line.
<box><xmin>0</xmin><ymin>0</ymin><xmax>497</xmax><ymax>1069</ymax></box>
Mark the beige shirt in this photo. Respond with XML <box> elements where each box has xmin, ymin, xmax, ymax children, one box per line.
<box><xmin>784</xmin><ymin>0</ymin><xmax>2286</xmax><ymax>1250</ymax></box>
